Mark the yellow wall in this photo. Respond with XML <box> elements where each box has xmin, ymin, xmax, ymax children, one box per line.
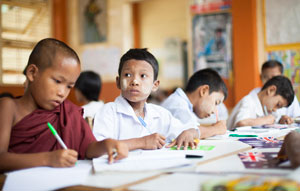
<box><xmin>138</xmin><ymin>0</ymin><xmax>190</xmax><ymax>89</ymax></box>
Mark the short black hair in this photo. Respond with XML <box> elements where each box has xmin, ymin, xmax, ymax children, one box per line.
<box><xmin>118</xmin><ymin>48</ymin><xmax>159</xmax><ymax>80</ymax></box>
<box><xmin>261</xmin><ymin>60</ymin><xmax>283</xmax><ymax>74</ymax></box>
<box><xmin>75</xmin><ymin>71</ymin><xmax>102</xmax><ymax>101</ymax></box>
<box><xmin>0</xmin><ymin>92</ymin><xmax>14</xmax><ymax>99</ymax></box>
<box><xmin>25</xmin><ymin>38</ymin><xmax>80</xmax><ymax>73</ymax></box>
<box><xmin>261</xmin><ymin>76</ymin><xmax>294</xmax><ymax>107</ymax></box>
<box><xmin>185</xmin><ymin>68</ymin><xmax>228</xmax><ymax>100</ymax></box>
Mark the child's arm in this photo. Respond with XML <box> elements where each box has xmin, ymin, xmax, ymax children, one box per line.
<box><xmin>119</xmin><ymin>133</ymin><xmax>166</xmax><ymax>151</ymax></box>
<box><xmin>166</xmin><ymin>128</ymin><xmax>199</xmax><ymax>150</ymax></box>
<box><xmin>0</xmin><ymin>98</ymin><xmax>77</xmax><ymax>172</ymax></box>
<box><xmin>85</xmin><ymin>138</ymin><xmax>128</xmax><ymax>163</ymax></box>
<box><xmin>235</xmin><ymin>115</ymin><xmax>275</xmax><ymax>128</ymax></box>
<box><xmin>199</xmin><ymin>120</ymin><xmax>227</xmax><ymax>139</ymax></box>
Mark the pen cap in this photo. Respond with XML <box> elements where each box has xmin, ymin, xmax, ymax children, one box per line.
<box><xmin>47</xmin><ymin>122</ymin><xmax>57</xmax><ymax>135</ymax></box>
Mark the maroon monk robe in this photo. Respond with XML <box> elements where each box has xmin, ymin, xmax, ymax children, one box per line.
<box><xmin>9</xmin><ymin>99</ymin><xmax>96</xmax><ymax>159</ymax></box>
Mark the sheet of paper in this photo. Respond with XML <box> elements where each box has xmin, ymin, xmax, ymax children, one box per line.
<box><xmin>3</xmin><ymin>160</ymin><xmax>92</xmax><ymax>191</ymax></box>
<box><xmin>93</xmin><ymin>150</ymin><xmax>197</xmax><ymax>172</ymax></box>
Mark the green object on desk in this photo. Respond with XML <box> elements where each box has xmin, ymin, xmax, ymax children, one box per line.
<box><xmin>229</xmin><ymin>134</ymin><xmax>258</xmax><ymax>137</ymax></box>
<box><xmin>170</xmin><ymin>145</ymin><xmax>215</xmax><ymax>151</ymax></box>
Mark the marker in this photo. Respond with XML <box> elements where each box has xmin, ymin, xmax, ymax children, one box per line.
<box><xmin>47</xmin><ymin>122</ymin><xmax>68</xmax><ymax>149</ymax></box>
<box><xmin>185</xmin><ymin>154</ymin><xmax>203</xmax><ymax>159</ymax></box>
<box><xmin>229</xmin><ymin>134</ymin><xmax>258</xmax><ymax>137</ymax></box>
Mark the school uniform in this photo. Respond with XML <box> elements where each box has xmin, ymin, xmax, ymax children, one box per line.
<box><xmin>227</xmin><ymin>92</ymin><xmax>264</xmax><ymax>130</ymax></box>
<box><xmin>250</xmin><ymin>87</ymin><xmax>300</xmax><ymax>119</ymax></box>
<box><xmin>161</xmin><ymin>88</ymin><xmax>228</xmax><ymax>125</ymax></box>
<box><xmin>82</xmin><ymin>100</ymin><xmax>104</xmax><ymax>118</ymax></box>
<box><xmin>93</xmin><ymin>95</ymin><xmax>199</xmax><ymax>142</ymax></box>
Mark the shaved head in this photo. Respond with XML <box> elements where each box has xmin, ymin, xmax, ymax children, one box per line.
<box><xmin>24</xmin><ymin>38</ymin><xmax>80</xmax><ymax>72</ymax></box>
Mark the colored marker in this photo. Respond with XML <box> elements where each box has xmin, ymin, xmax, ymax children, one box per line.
<box><xmin>186</xmin><ymin>154</ymin><xmax>203</xmax><ymax>159</ymax></box>
<box><xmin>47</xmin><ymin>122</ymin><xmax>67</xmax><ymax>149</ymax></box>
<box><xmin>229</xmin><ymin>134</ymin><xmax>258</xmax><ymax>137</ymax></box>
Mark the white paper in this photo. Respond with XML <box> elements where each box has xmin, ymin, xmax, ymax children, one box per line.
<box><xmin>3</xmin><ymin>160</ymin><xmax>92</xmax><ymax>191</ymax></box>
<box><xmin>93</xmin><ymin>150</ymin><xmax>197</xmax><ymax>172</ymax></box>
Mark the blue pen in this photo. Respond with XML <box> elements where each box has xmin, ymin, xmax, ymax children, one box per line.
<box><xmin>138</xmin><ymin>116</ymin><xmax>147</xmax><ymax>127</ymax></box>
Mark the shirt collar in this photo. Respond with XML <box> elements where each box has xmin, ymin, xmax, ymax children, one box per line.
<box><xmin>175</xmin><ymin>88</ymin><xmax>193</xmax><ymax>112</ymax></box>
<box><xmin>115</xmin><ymin>95</ymin><xmax>160</xmax><ymax>119</ymax></box>
<box><xmin>251</xmin><ymin>92</ymin><xmax>265</xmax><ymax>117</ymax></box>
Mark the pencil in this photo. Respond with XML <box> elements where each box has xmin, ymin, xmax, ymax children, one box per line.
<box><xmin>263</xmin><ymin>105</ymin><xmax>268</xmax><ymax>116</ymax></box>
<box><xmin>47</xmin><ymin>122</ymin><xmax>68</xmax><ymax>149</ymax></box>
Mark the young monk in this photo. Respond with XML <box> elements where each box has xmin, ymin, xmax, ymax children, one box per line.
<box><xmin>0</xmin><ymin>38</ymin><xmax>128</xmax><ymax>173</ymax></box>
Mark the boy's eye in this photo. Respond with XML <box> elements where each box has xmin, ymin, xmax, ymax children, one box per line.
<box><xmin>141</xmin><ymin>74</ymin><xmax>147</xmax><ymax>78</ymax></box>
<box><xmin>53</xmin><ymin>78</ymin><xmax>61</xmax><ymax>84</ymax></box>
<box><xmin>125</xmin><ymin>73</ymin><xmax>131</xmax><ymax>77</ymax></box>
<box><xmin>67</xmin><ymin>85</ymin><xmax>73</xmax><ymax>89</ymax></box>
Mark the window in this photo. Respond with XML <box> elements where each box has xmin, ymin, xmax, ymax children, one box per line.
<box><xmin>0</xmin><ymin>0</ymin><xmax>51</xmax><ymax>84</ymax></box>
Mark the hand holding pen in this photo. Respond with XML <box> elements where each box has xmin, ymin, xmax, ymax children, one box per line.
<box><xmin>47</xmin><ymin>122</ymin><xmax>78</xmax><ymax>167</ymax></box>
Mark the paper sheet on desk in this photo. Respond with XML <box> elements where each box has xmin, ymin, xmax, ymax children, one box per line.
<box><xmin>93</xmin><ymin>150</ymin><xmax>201</xmax><ymax>172</ymax></box>
<box><xmin>3</xmin><ymin>160</ymin><xmax>92</xmax><ymax>191</ymax></box>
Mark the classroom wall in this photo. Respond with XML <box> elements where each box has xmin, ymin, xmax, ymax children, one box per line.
<box><xmin>0</xmin><ymin>0</ymin><xmax>264</xmax><ymax>108</ymax></box>
<box><xmin>137</xmin><ymin>0</ymin><xmax>189</xmax><ymax>89</ymax></box>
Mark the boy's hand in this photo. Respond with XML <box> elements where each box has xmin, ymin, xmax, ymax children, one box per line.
<box><xmin>143</xmin><ymin>133</ymin><xmax>166</xmax><ymax>150</ymax></box>
<box><xmin>166</xmin><ymin>129</ymin><xmax>199</xmax><ymax>150</ymax></box>
<box><xmin>214</xmin><ymin>120</ymin><xmax>227</xmax><ymax>135</ymax></box>
<box><xmin>279</xmin><ymin>115</ymin><xmax>293</xmax><ymax>124</ymax></box>
<box><xmin>48</xmin><ymin>149</ymin><xmax>78</xmax><ymax>167</ymax></box>
<box><xmin>103</xmin><ymin>139</ymin><xmax>128</xmax><ymax>164</ymax></box>
<box><xmin>262</xmin><ymin>115</ymin><xmax>275</xmax><ymax>124</ymax></box>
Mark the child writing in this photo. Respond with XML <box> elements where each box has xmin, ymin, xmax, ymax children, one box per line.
<box><xmin>249</xmin><ymin>60</ymin><xmax>300</xmax><ymax>124</ymax></box>
<box><xmin>93</xmin><ymin>48</ymin><xmax>200</xmax><ymax>150</ymax></box>
<box><xmin>74</xmin><ymin>71</ymin><xmax>104</xmax><ymax>119</ymax></box>
<box><xmin>161</xmin><ymin>68</ymin><xmax>227</xmax><ymax>139</ymax></box>
<box><xmin>0</xmin><ymin>38</ymin><xmax>128</xmax><ymax>173</ymax></box>
<box><xmin>227</xmin><ymin>76</ymin><xmax>294</xmax><ymax>130</ymax></box>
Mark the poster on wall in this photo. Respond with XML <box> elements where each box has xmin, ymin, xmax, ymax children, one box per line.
<box><xmin>79</xmin><ymin>0</ymin><xmax>107</xmax><ymax>43</ymax></box>
<box><xmin>192</xmin><ymin>12</ymin><xmax>232</xmax><ymax>78</ymax></box>
<box><xmin>267</xmin><ymin>49</ymin><xmax>300</xmax><ymax>100</ymax></box>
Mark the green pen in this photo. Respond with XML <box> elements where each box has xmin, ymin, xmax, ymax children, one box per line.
<box><xmin>47</xmin><ymin>122</ymin><xmax>68</xmax><ymax>149</ymax></box>
<box><xmin>229</xmin><ymin>134</ymin><xmax>258</xmax><ymax>137</ymax></box>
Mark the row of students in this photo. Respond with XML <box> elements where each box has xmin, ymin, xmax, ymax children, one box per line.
<box><xmin>0</xmin><ymin>38</ymin><xmax>299</xmax><ymax>173</ymax></box>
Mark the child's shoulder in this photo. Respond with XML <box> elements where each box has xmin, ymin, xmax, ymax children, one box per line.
<box><xmin>0</xmin><ymin>97</ymin><xmax>18</xmax><ymax>125</ymax></box>
<box><xmin>147</xmin><ymin>103</ymin><xmax>172</xmax><ymax>115</ymax></box>
<box><xmin>0</xmin><ymin>97</ymin><xmax>17</xmax><ymax>111</ymax></box>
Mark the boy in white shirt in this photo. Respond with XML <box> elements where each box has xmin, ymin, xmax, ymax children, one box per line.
<box><xmin>161</xmin><ymin>68</ymin><xmax>227</xmax><ymax>139</ymax></box>
<box><xmin>227</xmin><ymin>76</ymin><xmax>294</xmax><ymax>130</ymax></box>
<box><xmin>93</xmin><ymin>48</ymin><xmax>200</xmax><ymax>150</ymax></box>
<box><xmin>249</xmin><ymin>60</ymin><xmax>300</xmax><ymax>124</ymax></box>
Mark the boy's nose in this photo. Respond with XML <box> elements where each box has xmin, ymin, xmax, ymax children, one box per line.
<box><xmin>131</xmin><ymin>79</ymin><xmax>139</xmax><ymax>86</ymax></box>
<box><xmin>57</xmin><ymin>87</ymin><xmax>67</xmax><ymax>98</ymax></box>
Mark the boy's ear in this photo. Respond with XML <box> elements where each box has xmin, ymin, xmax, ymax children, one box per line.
<box><xmin>198</xmin><ymin>85</ymin><xmax>210</xmax><ymax>97</ymax></box>
<box><xmin>151</xmin><ymin>80</ymin><xmax>160</xmax><ymax>92</ymax></box>
<box><xmin>116</xmin><ymin>76</ymin><xmax>121</xmax><ymax>89</ymax></box>
<box><xmin>266</xmin><ymin>85</ymin><xmax>277</xmax><ymax>96</ymax></box>
<box><xmin>26</xmin><ymin>64</ymin><xmax>39</xmax><ymax>82</ymax></box>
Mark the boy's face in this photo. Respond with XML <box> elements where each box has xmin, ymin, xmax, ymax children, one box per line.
<box><xmin>116</xmin><ymin>59</ymin><xmax>159</xmax><ymax>104</ymax></box>
<box><xmin>261</xmin><ymin>67</ymin><xmax>282</xmax><ymax>85</ymax></box>
<box><xmin>261</xmin><ymin>85</ymin><xmax>288</xmax><ymax>113</ymax></box>
<box><xmin>193</xmin><ymin>87</ymin><xmax>224</xmax><ymax>119</ymax></box>
<box><xmin>28</xmin><ymin>54</ymin><xmax>80</xmax><ymax>110</ymax></box>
